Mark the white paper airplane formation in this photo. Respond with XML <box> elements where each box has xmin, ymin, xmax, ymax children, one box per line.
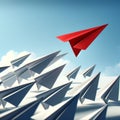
<box><xmin>0</xmin><ymin>51</ymin><xmax>119</xmax><ymax>120</ymax></box>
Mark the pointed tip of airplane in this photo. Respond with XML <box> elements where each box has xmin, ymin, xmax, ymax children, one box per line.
<box><xmin>99</xmin><ymin>24</ymin><xmax>108</xmax><ymax>27</ymax></box>
<box><xmin>62</xmin><ymin>52</ymin><xmax>68</xmax><ymax>56</ymax></box>
<box><xmin>50</xmin><ymin>50</ymin><xmax>61</xmax><ymax>55</ymax></box>
<box><xmin>62</xmin><ymin>64</ymin><xmax>66</xmax><ymax>67</ymax></box>
<box><xmin>91</xmin><ymin>64</ymin><xmax>96</xmax><ymax>70</ymax></box>
<box><xmin>94</xmin><ymin>72</ymin><xmax>101</xmax><ymax>79</ymax></box>
<box><xmin>58</xmin><ymin>52</ymin><xmax>68</xmax><ymax>57</ymax></box>
<box><xmin>96</xmin><ymin>24</ymin><xmax>108</xmax><ymax>31</ymax></box>
<box><xmin>98</xmin><ymin>72</ymin><xmax>101</xmax><ymax>76</ymax></box>
<box><xmin>101</xmin><ymin>24</ymin><xmax>108</xmax><ymax>27</ymax></box>
<box><xmin>114</xmin><ymin>75</ymin><xmax>120</xmax><ymax>83</ymax></box>
<box><xmin>117</xmin><ymin>75</ymin><xmax>120</xmax><ymax>79</ymax></box>
<box><xmin>76</xmin><ymin>66</ymin><xmax>81</xmax><ymax>70</ymax></box>
<box><xmin>56</xmin><ymin>50</ymin><xmax>61</xmax><ymax>53</ymax></box>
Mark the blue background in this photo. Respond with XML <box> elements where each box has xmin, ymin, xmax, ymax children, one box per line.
<box><xmin>0</xmin><ymin>0</ymin><xmax>120</xmax><ymax>75</ymax></box>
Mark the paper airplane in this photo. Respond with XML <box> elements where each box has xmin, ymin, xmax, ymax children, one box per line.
<box><xmin>48</xmin><ymin>53</ymin><xmax>67</xmax><ymax>67</ymax></box>
<box><xmin>35</xmin><ymin>64</ymin><xmax>66</xmax><ymax>89</ymax></box>
<box><xmin>45</xmin><ymin>93</ymin><xmax>79</xmax><ymax>120</ymax></box>
<box><xmin>0</xmin><ymin>99</ymin><xmax>41</xmax><ymax>120</ymax></box>
<box><xmin>79</xmin><ymin>72</ymin><xmax>100</xmax><ymax>103</ymax></box>
<box><xmin>57</xmin><ymin>24</ymin><xmax>108</xmax><ymax>57</ymax></box>
<box><xmin>0</xmin><ymin>82</ymin><xmax>35</xmax><ymax>107</ymax></box>
<box><xmin>4</xmin><ymin>81</ymin><xmax>35</xmax><ymax>107</ymax></box>
<box><xmin>81</xmin><ymin>104</ymin><xmax>107</xmax><ymax>120</ymax></box>
<box><xmin>29</xmin><ymin>51</ymin><xmax>60</xmax><ymax>74</ymax></box>
<box><xmin>11</xmin><ymin>53</ymin><xmax>31</xmax><ymax>67</ymax></box>
<box><xmin>98</xmin><ymin>75</ymin><xmax>120</xmax><ymax>103</ymax></box>
<box><xmin>43</xmin><ymin>82</ymin><xmax>72</xmax><ymax>106</ymax></box>
<box><xmin>66</xmin><ymin>66</ymin><xmax>80</xmax><ymax>80</ymax></box>
<box><xmin>82</xmin><ymin>65</ymin><xmax>96</xmax><ymax>78</ymax></box>
<box><xmin>35</xmin><ymin>82</ymin><xmax>71</xmax><ymax>109</ymax></box>
<box><xmin>36</xmin><ymin>82</ymin><xmax>71</xmax><ymax>100</ymax></box>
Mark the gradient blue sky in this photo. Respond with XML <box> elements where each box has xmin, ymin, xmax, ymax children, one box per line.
<box><xmin>0</xmin><ymin>0</ymin><xmax>120</xmax><ymax>76</ymax></box>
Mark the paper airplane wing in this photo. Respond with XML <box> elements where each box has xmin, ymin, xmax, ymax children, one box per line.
<box><xmin>74</xmin><ymin>24</ymin><xmax>108</xmax><ymax>50</ymax></box>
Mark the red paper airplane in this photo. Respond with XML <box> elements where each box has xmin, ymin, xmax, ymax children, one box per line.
<box><xmin>56</xmin><ymin>24</ymin><xmax>108</xmax><ymax>57</ymax></box>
